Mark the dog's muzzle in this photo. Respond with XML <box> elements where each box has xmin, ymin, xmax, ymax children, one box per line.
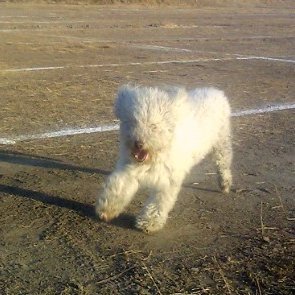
<box><xmin>131</xmin><ymin>140</ymin><xmax>149</xmax><ymax>162</ymax></box>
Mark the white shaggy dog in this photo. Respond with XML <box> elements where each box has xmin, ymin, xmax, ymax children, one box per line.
<box><xmin>96</xmin><ymin>85</ymin><xmax>232</xmax><ymax>233</ymax></box>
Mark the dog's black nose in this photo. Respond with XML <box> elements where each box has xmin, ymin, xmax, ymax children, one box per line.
<box><xmin>134</xmin><ymin>140</ymin><xmax>143</xmax><ymax>150</ymax></box>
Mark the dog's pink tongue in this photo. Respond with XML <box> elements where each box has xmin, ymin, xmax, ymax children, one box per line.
<box><xmin>133</xmin><ymin>149</ymin><xmax>149</xmax><ymax>162</ymax></box>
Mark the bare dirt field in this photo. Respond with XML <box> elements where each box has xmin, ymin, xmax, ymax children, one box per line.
<box><xmin>0</xmin><ymin>1</ymin><xmax>294</xmax><ymax>294</ymax></box>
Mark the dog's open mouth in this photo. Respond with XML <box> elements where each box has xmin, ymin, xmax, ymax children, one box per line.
<box><xmin>132</xmin><ymin>145</ymin><xmax>149</xmax><ymax>162</ymax></box>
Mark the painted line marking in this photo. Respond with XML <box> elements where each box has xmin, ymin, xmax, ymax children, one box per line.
<box><xmin>132</xmin><ymin>44</ymin><xmax>295</xmax><ymax>62</ymax></box>
<box><xmin>0</xmin><ymin>124</ymin><xmax>120</xmax><ymax>145</ymax></box>
<box><xmin>136</xmin><ymin>44</ymin><xmax>295</xmax><ymax>68</ymax></box>
<box><xmin>33</xmin><ymin>34</ymin><xmax>111</xmax><ymax>43</ymax></box>
<box><xmin>0</xmin><ymin>16</ymin><xmax>28</xmax><ymax>18</ymax></box>
<box><xmin>4</xmin><ymin>66</ymin><xmax>66</xmax><ymax>72</ymax></box>
<box><xmin>0</xmin><ymin>20</ymin><xmax>88</xmax><ymax>24</ymax></box>
<box><xmin>1</xmin><ymin>57</ymin><xmax>240</xmax><ymax>72</ymax></box>
<box><xmin>132</xmin><ymin>44</ymin><xmax>193</xmax><ymax>53</ymax></box>
<box><xmin>239</xmin><ymin>56</ymin><xmax>295</xmax><ymax>64</ymax></box>
<box><xmin>0</xmin><ymin>29</ymin><xmax>59</xmax><ymax>32</ymax></box>
<box><xmin>0</xmin><ymin>103</ymin><xmax>294</xmax><ymax>145</ymax></box>
<box><xmin>1</xmin><ymin>28</ymin><xmax>294</xmax><ymax>43</ymax></box>
<box><xmin>2</xmin><ymin>55</ymin><xmax>295</xmax><ymax>73</ymax></box>
<box><xmin>231</xmin><ymin>103</ymin><xmax>295</xmax><ymax>117</ymax></box>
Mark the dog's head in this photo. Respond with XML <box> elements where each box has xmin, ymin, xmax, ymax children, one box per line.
<box><xmin>115</xmin><ymin>85</ymin><xmax>185</xmax><ymax>163</ymax></box>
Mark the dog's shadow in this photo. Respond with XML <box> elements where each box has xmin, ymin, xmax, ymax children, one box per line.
<box><xmin>0</xmin><ymin>183</ymin><xmax>95</xmax><ymax>216</ymax></box>
<box><xmin>0</xmin><ymin>149</ymin><xmax>109</xmax><ymax>175</ymax></box>
<box><xmin>183</xmin><ymin>183</ymin><xmax>220</xmax><ymax>193</ymax></box>
<box><xmin>0</xmin><ymin>184</ymin><xmax>135</xmax><ymax>229</ymax></box>
<box><xmin>0</xmin><ymin>149</ymin><xmax>102</xmax><ymax>218</ymax></box>
<box><xmin>0</xmin><ymin>150</ymin><xmax>135</xmax><ymax>229</ymax></box>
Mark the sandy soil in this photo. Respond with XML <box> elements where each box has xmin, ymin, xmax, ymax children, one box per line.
<box><xmin>0</xmin><ymin>1</ymin><xmax>294</xmax><ymax>294</ymax></box>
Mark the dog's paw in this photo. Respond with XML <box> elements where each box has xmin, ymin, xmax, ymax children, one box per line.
<box><xmin>221</xmin><ymin>184</ymin><xmax>231</xmax><ymax>194</ymax></box>
<box><xmin>135</xmin><ymin>215</ymin><xmax>166</xmax><ymax>234</ymax></box>
<box><xmin>221</xmin><ymin>178</ymin><xmax>232</xmax><ymax>194</ymax></box>
<box><xmin>95</xmin><ymin>202</ymin><xmax>120</xmax><ymax>222</ymax></box>
<box><xmin>97</xmin><ymin>211</ymin><xmax>114</xmax><ymax>222</ymax></box>
<box><xmin>218</xmin><ymin>172</ymin><xmax>232</xmax><ymax>194</ymax></box>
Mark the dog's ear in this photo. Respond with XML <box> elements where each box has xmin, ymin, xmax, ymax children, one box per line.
<box><xmin>114</xmin><ymin>85</ymin><xmax>137</xmax><ymax>120</ymax></box>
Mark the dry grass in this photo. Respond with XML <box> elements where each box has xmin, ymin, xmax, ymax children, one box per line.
<box><xmin>71</xmin><ymin>223</ymin><xmax>294</xmax><ymax>295</ymax></box>
<box><xmin>4</xmin><ymin>0</ymin><xmax>294</xmax><ymax>7</ymax></box>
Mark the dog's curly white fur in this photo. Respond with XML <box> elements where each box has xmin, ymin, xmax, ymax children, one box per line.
<box><xmin>96</xmin><ymin>85</ymin><xmax>233</xmax><ymax>233</ymax></box>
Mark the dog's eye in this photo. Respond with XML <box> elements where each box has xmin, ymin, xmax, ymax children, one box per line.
<box><xmin>150</xmin><ymin>124</ymin><xmax>157</xmax><ymax>131</ymax></box>
<box><xmin>122</xmin><ymin>119</ymin><xmax>136</xmax><ymax>127</ymax></box>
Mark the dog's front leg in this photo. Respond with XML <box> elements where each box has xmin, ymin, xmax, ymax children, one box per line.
<box><xmin>96</xmin><ymin>167</ymin><xmax>139</xmax><ymax>222</ymax></box>
<box><xmin>136</xmin><ymin>183</ymin><xmax>181</xmax><ymax>233</ymax></box>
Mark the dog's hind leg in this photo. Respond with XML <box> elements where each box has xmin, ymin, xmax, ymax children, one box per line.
<box><xmin>96</xmin><ymin>168</ymin><xmax>139</xmax><ymax>222</ymax></box>
<box><xmin>213</xmin><ymin>123</ymin><xmax>233</xmax><ymax>193</ymax></box>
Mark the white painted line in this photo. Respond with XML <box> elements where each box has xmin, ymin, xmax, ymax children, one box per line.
<box><xmin>133</xmin><ymin>44</ymin><xmax>295</xmax><ymax>63</ymax></box>
<box><xmin>0</xmin><ymin>29</ymin><xmax>57</xmax><ymax>32</ymax></box>
<box><xmin>132</xmin><ymin>44</ymin><xmax>192</xmax><ymax>53</ymax></box>
<box><xmin>239</xmin><ymin>56</ymin><xmax>295</xmax><ymax>64</ymax></box>
<box><xmin>0</xmin><ymin>16</ymin><xmax>28</xmax><ymax>18</ymax></box>
<box><xmin>3</xmin><ymin>54</ymin><xmax>294</xmax><ymax>73</ymax></box>
<box><xmin>1</xmin><ymin>57</ymin><xmax>238</xmax><ymax>72</ymax></box>
<box><xmin>0</xmin><ymin>124</ymin><xmax>120</xmax><ymax>145</ymax></box>
<box><xmin>5</xmin><ymin>66</ymin><xmax>66</xmax><ymax>72</ymax></box>
<box><xmin>0</xmin><ymin>139</ymin><xmax>17</xmax><ymax>145</ymax></box>
<box><xmin>0</xmin><ymin>20</ymin><xmax>87</xmax><ymax>24</ymax></box>
<box><xmin>34</xmin><ymin>34</ymin><xmax>109</xmax><ymax>42</ymax></box>
<box><xmin>0</xmin><ymin>103</ymin><xmax>294</xmax><ymax>145</ymax></box>
<box><xmin>231</xmin><ymin>103</ymin><xmax>295</xmax><ymax>117</ymax></box>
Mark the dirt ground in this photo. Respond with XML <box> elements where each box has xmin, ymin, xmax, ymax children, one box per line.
<box><xmin>0</xmin><ymin>1</ymin><xmax>294</xmax><ymax>294</ymax></box>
